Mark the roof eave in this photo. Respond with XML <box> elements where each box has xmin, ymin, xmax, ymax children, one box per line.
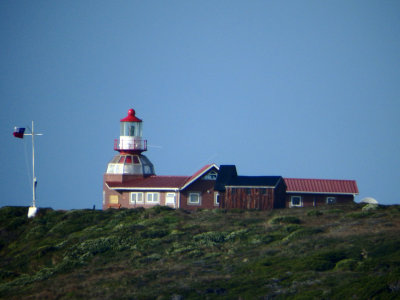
<box><xmin>225</xmin><ymin>185</ymin><xmax>276</xmax><ymax>189</ymax></box>
<box><xmin>286</xmin><ymin>191</ymin><xmax>359</xmax><ymax>195</ymax></box>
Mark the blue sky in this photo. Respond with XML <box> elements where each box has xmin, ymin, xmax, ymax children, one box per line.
<box><xmin>1</xmin><ymin>1</ymin><xmax>399</xmax><ymax>209</ymax></box>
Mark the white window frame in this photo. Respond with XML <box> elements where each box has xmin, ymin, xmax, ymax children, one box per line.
<box><xmin>326</xmin><ymin>196</ymin><xmax>336</xmax><ymax>204</ymax></box>
<box><xmin>290</xmin><ymin>196</ymin><xmax>303</xmax><ymax>207</ymax></box>
<box><xmin>130</xmin><ymin>192</ymin><xmax>144</xmax><ymax>204</ymax></box>
<box><xmin>146</xmin><ymin>192</ymin><xmax>160</xmax><ymax>204</ymax></box>
<box><xmin>188</xmin><ymin>192</ymin><xmax>201</xmax><ymax>205</ymax></box>
<box><xmin>214</xmin><ymin>192</ymin><xmax>220</xmax><ymax>206</ymax></box>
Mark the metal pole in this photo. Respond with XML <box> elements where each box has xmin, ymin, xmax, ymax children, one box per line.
<box><xmin>32</xmin><ymin>120</ymin><xmax>36</xmax><ymax>208</ymax></box>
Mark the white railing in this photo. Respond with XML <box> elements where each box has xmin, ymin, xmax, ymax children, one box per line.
<box><xmin>114</xmin><ymin>138</ymin><xmax>147</xmax><ymax>151</ymax></box>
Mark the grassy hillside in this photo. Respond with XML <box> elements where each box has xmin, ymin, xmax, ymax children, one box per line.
<box><xmin>0</xmin><ymin>204</ymin><xmax>399</xmax><ymax>299</ymax></box>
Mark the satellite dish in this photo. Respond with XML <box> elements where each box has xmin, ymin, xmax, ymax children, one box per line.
<box><xmin>360</xmin><ymin>197</ymin><xmax>378</xmax><ymax>204</ymax></box>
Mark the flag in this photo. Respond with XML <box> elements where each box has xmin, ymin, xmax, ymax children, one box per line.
<box><xmin>13</xmin><ymin>127</ymin><xmax>25</xmax><ymax>138</ymax></box>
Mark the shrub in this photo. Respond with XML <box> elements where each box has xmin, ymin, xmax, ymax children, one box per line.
<box><xmin>362</xmin><ymin>204</ymin><xmax>379</xmax><ymax>211</ymax></box>
<box><xmin>193</xmin><ymin>231</ymin><xmax>228</xmax><ymax>246</ymax></box>
<box><xmin>345</xmin><ymin>211</ymin><xmax>374</xmax><ymax>219</ymax></box>
<box><xmin>150</xmin><ymin>205</ymin><xmax>174</xmax><ymax>214</ymax></box>
<box><xmin>140</xmin><ymin>229</ymin><xmax>169</xmax><ymax>239</ymax></box>
<box><xmin>225</xmin><ymin>229</ymin><xmax>248</xmax><ymax>241</ymax></box>
<box><xmin>326</xmin><ymin>208</ymin><xmax>344</xmax><ymax>214</ymax></box>
<box><xmin>335</xmin><ymin>259</ymin><xmax>359</xmax><ymax>271</ymax></box>
<box><xmin>269</xmin><ymin>216</ymin><xmax>301</xmax><ymax>225</ymax></box>
<box><xmin>283</xmin><ymin>227</ymin><xmax>324</xmax><ymax>242</ymax></box>
<box><xmin>307</xmin><ymin>210</ymin><xmax>323</xmax><ymax>217</ymax></box>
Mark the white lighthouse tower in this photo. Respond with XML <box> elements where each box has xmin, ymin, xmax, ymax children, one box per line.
<box><xmin>104</xmin><ymin>108</ymin><xmax>155</xmax><ymax>178</ymax></box>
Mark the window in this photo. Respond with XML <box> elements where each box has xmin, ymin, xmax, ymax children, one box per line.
<box><xmin>326</xmin><ymin>197</ymin><xmax>336</xmax><ymax>204</ymax></box>
<box><xmin>214</xmin><ymin>192</ymin><xmax>220</xmax><ymax>206</ymax></box>
<box><xmin>109</xmin><ymin>195</ymin><xmax>119</xmax><ymax>204</ymax></box>
<box><xmin>129</xmin><ymin>125</ymin><xmax>135</xmax><ymax>136</ymax></box>
<box><xmin>246</xmin><ymin>188</ymin><xmax>251</xmax><ymax>195</ymax></box>
<box><xmin>260</xmin><ymin>188</ymin><xmax>267</xmax><ymax>195</ymax></box>
<box><xmin>130</xmin><ymin>192</ymin><xmax>143</xmax><ymax>204</ymax></box>
<box><xmin>203</xmin><ymin>171</ymin><xmax>218</xmax><ymax>180</ymax></box>
<box><xmin>118</xmin><ymin>156</ymin><xmax>125</xmax><ymax>163</ymax></box>
<box><xmin>290</xmin><ymin>196</ymin><xmax>302</xmax><ymax>207</ymax></box>
<box><xmin>146</xmin><ymin>192</ymin><xmax>160</xmax><ymax>204</ymax></box>
<box><xmin>144</xmin><ymin>165</ymin><xmax>152</xmax><ymax>174</ymax></box>
<box><xmin>188</xmin><ymin>192</ymin><xmax>201</xmax><ymax>205</ymax></box>
<box><xmin>125</xmin><ymin>156</ymin><xmax>132</xmax><ymax>164</ymax></box>
<box><xmin>133</xmin><ymin>156</ymin><xmax>140</xmax><ymax>164</ymax></box>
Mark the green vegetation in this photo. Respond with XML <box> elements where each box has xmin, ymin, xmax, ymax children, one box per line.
<box><xmin>1</xmin><ymin>204</ymin><xmax>400</xmax><ymax>299</ymax></box>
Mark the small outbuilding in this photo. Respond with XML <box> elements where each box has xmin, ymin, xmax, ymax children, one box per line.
<box><xmin>284</xmin><ymin>178</ymin><xmax>359</xmax><ymax>207</ymax></box>
<box><xmin>215</xmin><ymin>165</ymin><xmax>287</xmax><ymax>210</ymax></box>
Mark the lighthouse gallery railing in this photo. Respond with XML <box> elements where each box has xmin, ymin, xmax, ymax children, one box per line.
<box><xmin>114</xmin><ymin>138</ymin><xmax>147</xmax><ymax>151</ymax></box>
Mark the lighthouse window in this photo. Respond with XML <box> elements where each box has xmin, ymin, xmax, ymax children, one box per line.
<box><xmin>125</xmin><ymin>156</ymin><xmax>132</xmax><ymax>164</ymax></box>
<box><xmin>111</xmin><ymin>156</ymin><xmax>120</xmax><ymax>163</ymax></box>
<box><xmin>133</xmin><ymin>156</ymin><xmax>140</xmax><ymax>164</ymax></box>
<box><xmin>118</xmin><ymin>156</ymin><xmax>125</xmax><ymax>163</ymax></box>
<box><xmin>129</xmin><ymin>125</ymin><xmax>135</xmax><ymax>136</ymax></box>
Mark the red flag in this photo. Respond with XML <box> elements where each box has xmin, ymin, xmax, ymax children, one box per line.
<box><xmin>13</xmin><ymin>127</ymin><xmax>25</xmax><ymax>138</ymax></box>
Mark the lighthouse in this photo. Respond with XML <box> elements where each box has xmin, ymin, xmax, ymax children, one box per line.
<box><xmin>103</xmin><ymin>108</ymin><xmax>220</xmax><ymax>211</ymax></box>
<box><xmin>105</xmin><ymin>108</ymin><xmax>155</xmax><ymax>178</ymax></box>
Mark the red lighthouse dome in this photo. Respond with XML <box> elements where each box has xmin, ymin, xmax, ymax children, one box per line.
<box><xmin>120</xmin><ymin>109</ymin><xmax>142</xmax><ymax>122</ymax></box>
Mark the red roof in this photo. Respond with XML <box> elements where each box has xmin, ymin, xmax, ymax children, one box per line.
<box><xmin>120</xmin><ymin>108</ymin><xmax>142</xmax><ymax>122</ymax></box>
<box><xmin>181</xmin><ymin>164</ymin><xmax>218</xmax><ymax>189</ymax></box>
<box><xmin>107</xmin><ymin>176</ymin><xmax>190</xmax><ymax>190</ymax></box>
<box><xmin>106</xmin><ymin>164</ymin><xmax>219</xmax><ymax>191</ymax></box>
<box><xmin>284</xmin><ymin>178</ymin><xmax>359</xmax><ymax>195</ymax></box>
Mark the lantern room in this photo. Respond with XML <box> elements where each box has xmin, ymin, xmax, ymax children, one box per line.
<box><xmin>115</xmin><ymin>108</ymin><xmax>147</xmax><ymax>153</ymax></box>
<box><xmin>120</xmin><ymin>108</ymin><xmax>143</xmax><ymax>137</ymax></box>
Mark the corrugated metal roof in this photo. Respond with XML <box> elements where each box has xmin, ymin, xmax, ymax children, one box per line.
<box><xmin>284</xmin><ymin>178</ymin><xmax>359</xmax><ymax>194</ymax></box>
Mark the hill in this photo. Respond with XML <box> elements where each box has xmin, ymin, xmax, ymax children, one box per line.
<box><xmin>0</xmin><ymin>204</ymin><xmax>400</xmax><ymax>299</ymax></box>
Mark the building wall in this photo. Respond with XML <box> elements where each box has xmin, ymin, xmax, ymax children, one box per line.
<box><xmin>274</xmin><ymin>180</ymin><xmax>287</xmax><ymax>209</ymax></box>
<box><xmin>179</xmin><ymin>179</ymin><xmax>218</xmax><ymax>210</ymax></box>
<box><xmin>102</xmin><ymin>178</ymin><xmax>218</xmax><ymax>211</ymax></box>
<box><xmin>103</xmin><ymin>188</ymin><xmax>180</xmax><ymax>209</ymax></box>
<box><xmin>285</xmin><ymin>193</ymin><xmax>355</xmax><ymax>208</ymax></box>
<box><xmin>220</xmin><ymin>187</ymin><xmax>276</xmax><ymax>210</ymax></box>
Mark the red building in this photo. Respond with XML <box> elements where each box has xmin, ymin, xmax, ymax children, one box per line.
<box><xmin>215</xmin><ymin>165</ymin><xmax>359</xmax><ymax>210</ymax></box>
<box><xmin>284</xmin><ymin>178</ymin><xmax>359</xmax><ymax>207</ymax></box>
<box><xmin>103</xmin><ymin>109</ymin><xmax>220</xmax><ymax>210</ymax></box>
<box><xmin>103</xmin><ymin>109</ymin><xmax>359</xmax><ymax>211</ymax></box>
